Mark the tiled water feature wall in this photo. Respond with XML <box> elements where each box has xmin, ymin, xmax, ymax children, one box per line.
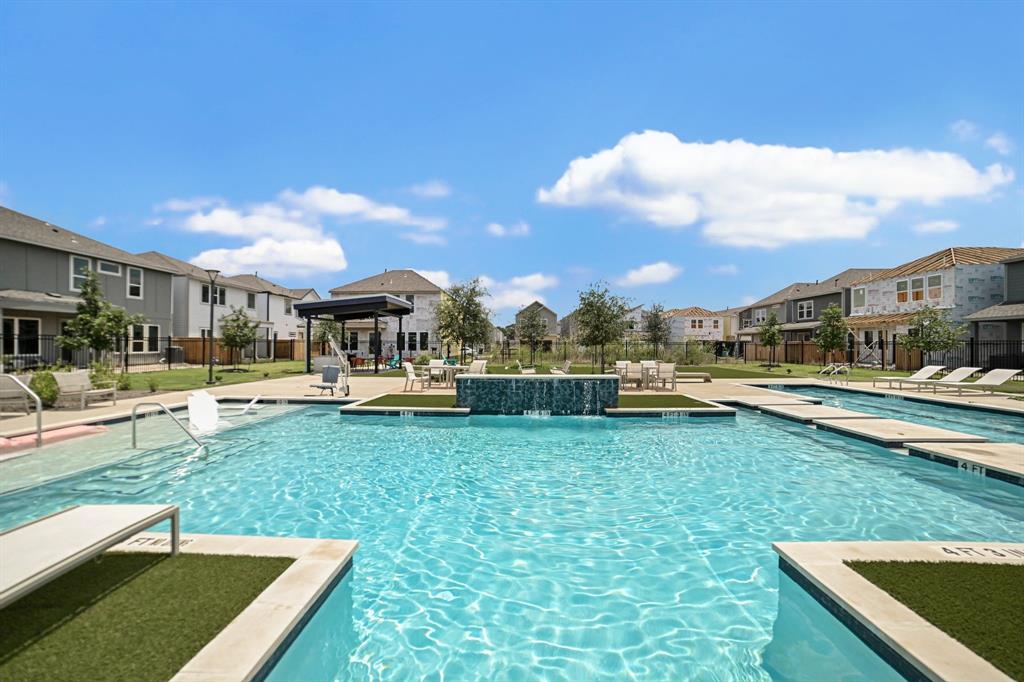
<box><xmin>455</xmin><ymin>375</ymin><xmax>619</xmax><ymax>415</ymax></box>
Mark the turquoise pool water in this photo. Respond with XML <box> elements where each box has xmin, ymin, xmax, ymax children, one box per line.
<box><xmin>1</xmin><ymin>408</ymin><xmax>1022</xmax><ymax>680</ymax></box>
<box><xmin>778</xmin><ymin>385</ymin><xmax>1024</xmax><ymax>444</ymax></box>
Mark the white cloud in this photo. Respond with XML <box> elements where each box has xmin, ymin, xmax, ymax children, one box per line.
<box><xmin>708</xmin><ymin>264</ymin><xmax>739</xmax><ymax>275</ymax></box>
<box><xmin>156</xmin><ymin>196</ymin><xmax>224</xmax><ymax>212</ymax></box>
<box><xmin>91</xmin><ymin>216</ymin><xmax>107</xmax><ymax>227</ymax></box>
<box><xmin>144</xmin><ymin>217</ymin><xmax>163</xmax><ymax>226</ymax></box>
<box><xmin>616</xmin><ymin>261</ymin><xmax>682</xmax><ymax>287</ymax></box>
<box><xmin>913</xmin><ymin>219</ymin><xmax>959</xmax><ymax>234</ymax></box>
<box><xmin>481</xmin><ymin>272</ymin><xmax>559</xmax><ymax>310</ymax></box>
<box><xmin>409</xmin><ymin>180</ymin><xmax>451</xmax><ymax>198</ymax></box>
<box><xmin>281</xmin><ymin>186</ymin><xmax>445</xmax><ymax>231</ymax></box>
<box><xmin>414</xmin><ymin>269</ymin><xmax>451</xmax><ymax>288</ymax></box>
<box><xmin>538</xmin><ymin>130</ymin><xmax>1012</xmax><ymax>248</ymax></box>
<box><xmin>486</xmin><ymin>221</ymin><xmax>531</xmax><ymax>237</ymax></box>
<box><xmin>985</xmin><ymin>132</ymin><xmax>1013</xmax><ymax>156</ymax></box>
<box><xmin>741</xmin><ymin>295</ymin><xmax>757</xmax><ymax>306</ymax></box>
<box><xmin>400</xmin><ymin>231</ymin><xmax>447</xmax><ymax>246</ymax></box>
<box><xmin>184</xmin><ymin>204</ymin><xmax>321</xmax><ymax>240</ymax></box>
<box><xmin>950</xmin><ymin>119</ymin><xmax>978</xmax><ymax>140</ymax></box>
<box><xmin>190</xmin><ymin>237</ymin><xmax>346</xmax><ymax>278</ymax></box>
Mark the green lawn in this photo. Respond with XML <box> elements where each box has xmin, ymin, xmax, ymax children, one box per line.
<box><xmin>360</xmin><ymin>394</ymin><xmax>458</xmax><ymax>408</ymax></box>
<box><xmin>617</xmin><ymin>394</ymin><xmax>713</xmax><ymax>408</ymax></box>
<box><xmin>121</xmin><ymin>361</ymin><xmax>406</xmax><ymax>393</ymax></box>
<box><xmin>0</xmin><ymin>553</ymin><xmax>293</xmax><ymax>682</ymax></box>
<box><xmin>848</xmin><ymin>561</ymin><xmax>1024</xmax><ymax>680</ymax></box>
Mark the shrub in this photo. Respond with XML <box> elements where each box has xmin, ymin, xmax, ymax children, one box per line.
<box><xmin>146</xmin><ymin>376</ymin><xmax>159</xmax><ymax>392</ymax></box>
<box><xmin>29</xmin><ymin>371</ymin><xmax>59</xmax><ymax>407</ymax></box>
<box><xmin>116</xmin><ymin>373</ymin><xmax>132</xmax><ymax>391</ymax></box>
<box><xmin>263</xmin><ymin>371</ymin><xmax>270</xmax><ymax>378</ymax></box>
<box><xmin>413</xmin><ymin>353</ymin><xmax>432</xmax><ymax>366</ymax></box>
<box><xmin>89</xmin><ymin>361</ymin><xmax>116</xmax><ymax>387</ymax></box>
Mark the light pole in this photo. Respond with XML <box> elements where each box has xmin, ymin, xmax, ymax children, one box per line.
<box><xmin>205</xmin><ymin>269</ymin><xmax>220</xmax><ymax>384</ymax></box>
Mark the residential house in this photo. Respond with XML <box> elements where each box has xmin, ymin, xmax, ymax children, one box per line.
<box><xmin>515</xmin><ymin>300</ymin><xmax>559</xmax><ymax>350</ymax></box>
<box><xmin>667</xmin><ymin>307</ymin><xmax>725</xmax><ymax>342</ymax></box>
<box><xmin>329</xmin><ymin>269</ymin><xmax>443</xmax><ymax>358</ymax></box>
<box><xmin>1</xmin><ymin>206</ymin><xmax>175</xmax><ymax>366</ymax></box>
<box><xmin>964</xmin><ymin>252</ymin><xmax>1024</xmax><ymax>341</ymax></box>
<box><xmin>559</xmin><ymin>308</ymin><xmax>580</xmax><ymax>340</ymax></box>
<box><xmin>714</xmin><ymin>306</ymin><xmax>744</xmax><ymax>342</ymax></box>
<box><xmin>736</xmin><ymin>283</ymin><xmax>806</xmax><ymax>343</ymax></box>
<box><xmin>846</xmin><ymin>247</ymin><xmax>1023</xmax><ymax>363</ymax></box>
<box><xmin>228</xmin><ymin>274</ymin><xmax>318</xmax><ymax>340</ymax></box>
<box><xmin>623</xmin><ymin>305</ymin><xmax>645</xmax><ymax>338</ymax></box>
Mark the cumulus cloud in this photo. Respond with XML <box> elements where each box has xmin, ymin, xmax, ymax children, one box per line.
<box><xmin>156</xmin><ymin>196</ymin><xmax>224</xmax><ymax>212</ymax></box>
<box><xmin>616</xmin><ymin>261</ymin><xmax>682</xmax><ymax>286</ymax></box>
<box><xmin>913</xmin><ymin>219</ymin><xmax>959</xmax><ymax>234</ymax></box>
<box><xmin>409</xmin><ymin>180</ymin><xmax>452</xmax><ymax>198</ymax></box>
<box><xmin>414</xmin><ymin>270</ymin><xmax>452</xmax><ymax>288</ymax></box>
<box><xmin>985</xmin><ymin>132</ymin><xmax>1013</xmax><ymax>156</ymax></box>
<box><xmin>400</xmin><ymin>231</ymin><xmax>446</xmax><ymax>246</ymax></box>
<box><xmin>709</xmin><ymin>264</ymin><xmax>739</xmax><ymax>275</ymax></box>
<box><xmin>486</xmin><ymin>221</ymin><xmax>531</xmax><ymax>237</ymax></box>
<box><xmin>481</xmin><ymin>272</ymin><xmax>559</xmax><ymax>310</ymax></box>
<box><xmin>280</xmin><ymin>186</ymin><xmax>445</xmax><ymax>231</ymax></box>
<box><xmin>91</xmin><ymin>216</ymin><xmax>107</xmax><ymax>227</ymax></box>
<box><xmin>190</xmin><ymin>237</ymin><xmax>347</xmax><ymax>278</ymax></box>
<box><xmin>537</xmin><ymin>131</ymin><xmax>1012</xmax><ymax>248</ymax></box>
<box><xmin>950</xmin><ymin>119</ymin><xmax>978</xmax><ymax>140</ymax></box>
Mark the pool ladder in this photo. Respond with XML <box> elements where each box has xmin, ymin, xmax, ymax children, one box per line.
<box><xmin>131</xmin><ymin>402</ymin><xmax>205</xmax><ymax>450</ymax></box>
<box><xmin>1</xmin><ymin>373</ymin><xmax>43</xmax><ymax>448</ymax></box>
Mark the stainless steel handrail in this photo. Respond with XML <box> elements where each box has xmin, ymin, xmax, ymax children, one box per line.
<box><xmin>2</xmin><ymin>374</ymin><xmax>43</xmax><ymax>448</ymax></box>
<box><xmin>131</xmin><ymin>402</ymin><xmax>204</xmax><ymax>449</ymax></box>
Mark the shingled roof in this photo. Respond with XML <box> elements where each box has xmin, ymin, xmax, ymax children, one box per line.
<box><xmin>330</xmin><ymin>269</ymin><xmax>443</xmax><ymax>296</ymax></box>
<box><xmin>852</xmin><ymin>247</ymin><xmax>1024</xmax><ymax>285</ymax></box>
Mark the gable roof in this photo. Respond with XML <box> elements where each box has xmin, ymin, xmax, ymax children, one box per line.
<box><xmin>330</xmin><ymin>269</ymin><xmax>443</xmax><ymax>295</ymax></box>
<box><xmin>852</xmin><ymin>247</ymin><xmax>1024</xmax><ymax>285</ymax></box>
<box><xmin>136</xmin><ymin>250</ymin><xmax>258</xmax><ymax>286</ymax></box>
<box><xmin>516</xmin><ymin>300</ymin><xmax>556</xmax><ymax>318</ymax></box>
<box><xmin>790</xmin><ymin>268</ymin><xmax>886</xmax><ymax>299</ymax></box>
<box><xmin>744</xmin><ymin>282</ymin><xmax>810</xmax><ymax>309</ymax></box>
<box><xmin>667</xmin><ymin>306</ymin><xmax>719</xmax><ymax>318</ymax></box>
<box><xmin>0</xmin><ymin>206</ymin><xmax>177</xmax><ymax>273</ymax></box>
<box><xmin>225</xmin><ymin>274</ymin><xmax>296</xmax><ymax>297</ymax></box>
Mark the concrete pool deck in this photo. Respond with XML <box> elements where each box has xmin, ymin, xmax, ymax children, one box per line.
<box><xmin>774</xmin><ymin>540</ymin><xmax>1024</xmax><ymax>682</ymax></box>
<box><xmin>758</xmin><ymin>403</ymin><xmax>878</xmax><ymax>423</ymax></box>
<box><xmin>905</xmin><ymin>442</ymin><xmax>1024</xmax><ymax>485</ymax></box>
<box><xmin>813</xmin><ymin>417</ymin><xmax>989</xmax><ymax>447</ymax></box>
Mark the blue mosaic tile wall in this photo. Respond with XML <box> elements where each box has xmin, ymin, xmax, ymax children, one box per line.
<box><xmin>456</xmin><ymin>376</ymin><xmax>619</xmax><ymax>415</ymax></box>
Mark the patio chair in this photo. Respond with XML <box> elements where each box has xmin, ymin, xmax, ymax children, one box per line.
<box><xmin>427</xmin><ymin>359</ymin><xmax>448</xmax><ymax>385</ymax></box>
<box><xmin>872</xmin><ymin>365</ymin><xmax>945</xmax><ymax>389</ymax></box>
<box><xmin>623</xmin><ymin>362</ymin><xmax>645</xmax><ymax>390</ymax></box>
<box><xmin>385</xmin><ymin>354</ymin><xmax>402</xmax><ymax>370</ymax></box>
<box><xmin>467</xmin><ymin>360</ymin><xmax>487</xmax><ymax>374</ymax></box>
<box><xmin>516</xmin><ymin>360</ymin><xmax>536</xmax><ymax>375</ymax></box>
<box><xmin>53</xmin><ymin>370</ymin><xmax>116</xmax><ymax>410</ymax></box>
<box><xmin>605</xmin><ymin>361</ymin><xmax>628</xmax><ymax>377</ymax></box>
<box><xmin>0</xmin><ymin>374</ymin><xmax>33</xmax><ymax>415</ymax></box>
<box><xmin>935</xmin><ymin>368</ymin><xmax>1022</xmax><ymax>396</ymax></box>
<box><xmin>403</xmin><ymin>362</ymin><xmax>429</xmax><ymax>392</ymax></box>
<box><xmin>310</xmin><ymin>365</ymin><xmax>342</xmax><ymax>396</ymax></box>
<box><xmin>550</xmin><ymin>361</ymin><xmax>571</xmax><ymax>375</ymax></box>
<box><xmin>652</xmin><ymin>362</ymin><xmax>677</xmax><ymax>391</ymax></box>
<box><xmin>902</xmin><ymin>366</ymin><xmax>981</xmax><ymax>392</ymax></box>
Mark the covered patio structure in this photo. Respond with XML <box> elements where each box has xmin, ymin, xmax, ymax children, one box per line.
<box><xmin>294</xmin><ymin>295</ymin><xmax>414</xmax><ymax>374</ymax></box>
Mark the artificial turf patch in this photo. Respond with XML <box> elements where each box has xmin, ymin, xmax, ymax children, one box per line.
<box><xmin>616</xmin><ymin>394</ymin><xmax>713</xmax><ymax>408</ymax></box>
<box><xmin>847</xmin><ymin>560</ymin><xmax>1024</xmax><ymax>680</ymax></box>
<box><xmin>0</xmin><ymin>552</ymin><xmax>293</xmax><ymax>682</ymax></box>
<box><xmin>360</xmin><ymin>393</ymin><xmax>458</xmax><ymax>408</ymax></box>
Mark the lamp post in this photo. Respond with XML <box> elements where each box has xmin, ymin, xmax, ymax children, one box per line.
<box><xmin>205</xmin><ymin>269</ymin><xmax>220</xmax><ymax>384</ymax></box>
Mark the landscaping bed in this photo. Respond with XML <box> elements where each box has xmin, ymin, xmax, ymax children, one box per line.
<box><xmin>0</xmin><ymin>553</ymin><xmax>293</xmax><ymax>682</ymax></box>
<box><xmin>361</xmin><ymin>394</ymin><xmax>458</xmax><ymax>408</ymax></box>
<box><xmin>617</xmin><ymin>394</ymin><xmax>714</xmax><ymax>408</ymax></box>
<box><xmin>848</xmin><ymin>560</ymin><xmax>1024</xmax><ymax>680</ymax></box>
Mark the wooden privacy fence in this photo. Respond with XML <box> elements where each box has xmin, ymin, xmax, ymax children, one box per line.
<box><xmin>743</xmin><ymin>341</ymin><xmax>922</xmax><ymax>370</ymax></box>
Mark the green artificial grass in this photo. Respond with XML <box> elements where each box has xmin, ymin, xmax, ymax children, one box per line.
<box><xmin>617</xmin><ymin>394</ymin><xmax>713</xmax><ymax>408</ymax></box>
<box><xmin>360</xmin><ymin>393</ymin><xmax>458</xmax><ymax>408</ymax></box>
<box><xmin>0</xmin><ymin>553</ymin><xmax>293</xmax><ymax>682</ymax></box>
<box><xmin>848</xmin><ymin>561</ymin><xmax>1024</xmax><ymax>680</ymax></box>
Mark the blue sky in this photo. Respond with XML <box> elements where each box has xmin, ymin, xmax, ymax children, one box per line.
<box><xmin>2</xmin><ymin>1</ymin><xmax>1021</xmax><ymax>323</ymax></box>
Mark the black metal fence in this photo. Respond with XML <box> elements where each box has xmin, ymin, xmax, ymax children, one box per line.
<box><xmin>492</xmin><ymin>339</ymin><xmax>743</xmax><ymax>366</ymax></box>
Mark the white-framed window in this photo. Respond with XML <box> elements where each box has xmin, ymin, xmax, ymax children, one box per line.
<box><xmin>753</xmin><ymin>308</ymin><xmax>767</xmax><ymax>325</ymax></box>
<box><xmin>2</xmin><ymin>317</ymin><xmax>42</xmax><ymax>355</ymax></box>
<box><xmin>713</xmin><ymin>319</ymin><xmax>720</xmax><ymax>329</ymax></box>
<box><xmin>247</xmin><ymin>293</ymin><xmax>256</xmax><ymax>309</ymax></box>
<box><xmin>796</xmin><ymin>300</ymin><xmax>814</xmax><ymax>320</ymax></box>
<box><xmin>927</xmin><ymin>274</ymin><xmax>942</xmax><ymax>300</ymax></box>
<box><xmin>97</xmin><ymin>261</ymin><xmax>122</xmax><ymax>276</ymax></box>
<box><xmin>131</xmin><ymin>324</ymin><xmax>160</xmax><ymax>353</ymax></box>
<box><xmin>690</xmin><ymin>319</ymin><xmax>704</xmax><ymax>329</ymax></box>
<box><xmin>70</xmin><ymin>255</ymin><xmax>91</xmax><ymax>291</ymax></box>
<box><xmin>201</xmin><ymin>284</ymin><xmax>227</xmax><ymax>305</ymax></box>
<box><xmin>127</xmin><ymin>267</ymin><xmax>144</xmax><ymax>299</ymax></box>
<box><xmin>911</xmin><ymin>277</ymin><xmax>925</xmax><ymax>302</ymax></box>
<box><xmin>896</xmin><ymin>280</ymin><xmax>909</xmax><ymax>303</ymax></box>
<box><xmin>284</xmin><ymin>300</ymin><xmax>293</xmax><ymax>315</ymax></box>
<box><xmin>852</xmin><ymin>287</ymin><xmax>866</xmax><ymax>308</ymax></box>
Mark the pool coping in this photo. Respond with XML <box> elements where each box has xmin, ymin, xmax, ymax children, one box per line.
<box><xmin>770</xmin><ymin>380</ymin><xmax>1024</xmax><ymax>416</ymax></box>
<box><xmin>812</xmin><ymin>417</ymin><xmax>989</xmax><ymax>448</ymax></box>
<box><xmin>905</xmin><ymin>442</ymin><xmax>1024</xmax><ymax>487</ymax></box>
<box><xmin>337</xmin><ymin>391</ymin><xmax>469</xmax><ymax>416</ymax></box>
<box><xmin>110</xmin><ymin>531</ymin><xmax>357</xmax><ymax>682</ymax></box>
<box><xmin>773</xmin><ymin>540</ymin><xmax>1022</xmax><ymax>682</ymax></box>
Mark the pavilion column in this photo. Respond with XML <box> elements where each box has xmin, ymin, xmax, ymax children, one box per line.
<box><xmin>373</xmin><ymin>312</ymin><xmax>380</xmax><ymax>374</ymax></box>
<box><xmin>398</xmin><ymin>315</ymin><xmax>403</xmax><ymax>361</ymax></box>
<box><xmin>304</xmin><ymin>317</ymin><xmax>312</xmax><ymax>373</ymax></box>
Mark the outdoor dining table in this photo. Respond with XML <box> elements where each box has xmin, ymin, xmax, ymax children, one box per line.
<box><xmin>433</xmin><ymin>365</ymin><xmax>468</xmax><ymax>388</ymax></box>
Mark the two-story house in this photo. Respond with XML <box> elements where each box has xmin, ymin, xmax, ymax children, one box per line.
<box><xmin>329</xmin><ymin>269</ymin><xmax>444</xmax><ymax>358</ymax></box>
<box><xmin>1</xmin><ymin>207</ymin><xmax>175</xmax><ymax>366</ymax></box>
<box><xmin>515</xmin><ymin>301</ymin><xmax>559</xmax><ymax>350</ymax></box>
<box><xmin>559</xmin><ymin>308</ymin><xmax>580</xmax><ymax>341</ymax></box>
<box><xmin>736</xmin><ymin>283</ymin><xmax>806</xmax><ymax>343</ymax></box>
<box><xmin>714</xmin><ymin>306</ymin><xmax>744</xmax><ymax>342</ymax></box>
<box><xmin>964</xmin><ymin>252</ymin><xmax>1024</xmax><ymax>342</ymax></box>
<box><xmin>845</xmin><ymin>248</ymin><xmax>1023</xmax><ymax>358</ymax></box>
<box><xmin>227</xmin><ymin>274</ymin><xmax>318</xmax><ymax>340</ymax></box>
<box><xmin>667</xmin><ymin>307</ymin><xmax>725</xmax><ymax>342</ymax></box>
<box><xmin>623</xmin><ymin>305</ymin><xmax>645</xmax><ymax>339</ymax></box>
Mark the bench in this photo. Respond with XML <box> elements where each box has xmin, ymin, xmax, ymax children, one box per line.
<box><xmin>54</xmin><ymin>370</ymin><xmax>117</xmax><ymax>410</ymax></box>
<box><xmin>0</xmin><ymin>504</ymin><xmax>179</xmax><ymax>608</ymax></box>
<box><xmin>676</xmin><ymin>372</ymin><xmax>712</xmax><ymax>383</ymax></box>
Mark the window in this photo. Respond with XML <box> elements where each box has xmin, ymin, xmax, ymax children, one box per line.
<box><xmin>753</xmin><ymin>308</ymin><xmax>767</xmax><ymax>325</ymax></box>
<box><xmin>690</xmin><ymin>319</ymin><xmax>704</xmax><ymax>329</ymax></box>
<box><xmin>713</xmin><ymin>319</ymin><xmax>719</xmax><ymax>329</ymax></box>
<box><xmin>911</xmin><ymin>277</ymin><xmax>925</xmax><ymax>302</ymax></box>
<box><xmin>2</xmin><ymin>318</ymin><xmax>41</xmax><ymax>355</ymax></box>
<box><xmin>97</xmin><ymin>261</ymin><xmax>121</xmax><ymax>276</ymax></box>
<box><xmin>408</xmin><ymin>332</ymin><xmax>418</xmax><ymax>352</ymax></box>
<box><xmin>927</xmin><ymin>274</ymin><xmax>942</xmax><ymax>300</ymax></box>
<box><xmin>247</xmin><ymin>293</ymin><xmax>256</xmax><ymax>308</ymax></box>
<box><xmin>405</xmin><ymin>294</ymin><xmax>415</xmax><ymax>305</ymax></box>
<box><xmin>127</xmin><ymin>267</ymin><xmax>144</xmax><ymax>299</ymax></box>
<box><xmin>201</xmin><ymin>284</ymin><xmax>226</xmax><ymax>305</ymax></box>
<box><xmin>896</xmin><ymin>280</ymin><xmax>909</xmax><ymax>303</ymax></box>
<box><xmin>796</xmin><ymin>300</ymin><xmax>814</xmax><ymax>320</ymax></box>
<box><xmin>852</xmin><ymin>287</ymin><xmax>866</xmax><ymax>308</ymax></box>
<box><xmin>349</xmin><ymin>331</ymin><xmax>359</xmax><ymax>350</ymax></box>
<box><xmin>70</xmin><ymin>256</ymin><xmax>91</xmax><ymax>291</ymax></box>
<box><xmin>200</xmin><ymin>328</ymin><xmax>211</xmax><ymax>338</ymax></box>
<box><xmin>284</xmin><ymin>300</ymin><xmax>293</xmax><ymax>316</ymax></box>
<box><xmin>419</xmin><ymin>332</ymin><xmax>428</xmax><ymax>350</ymax></box>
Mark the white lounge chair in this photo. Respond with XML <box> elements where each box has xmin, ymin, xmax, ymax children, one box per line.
<box><xmin>872</xmin><ymin>365</ymin><xmax>945</xmax><ymax>389</ymax></box>
<box><xmin>516</xmin><ymin>360</ymin><xmax>536</xmax><ymax>375</ymax></box>
<box><xmin>403</xmin><ymin>362</ymin><xmax>428</xmax><ymax>392</ymax></box>
<box><xmin>902</xmin><ymin>366</ymin><xmax>981</xmax><ymax>392</ymax></box>
<box><xmin>936</xmin><ymin>368</ymin><xmax>1022</xmax><ymax>396</ymax></box>
<box><xmin>549</xmin><ymin>361</ymin><xmax>571</xmax><ymax>375</ymax></box>
<box><xmin>218</xmin><ymin>395</ymin><xmax>263</xmax><ymax>415</ymax></box>
<box><xmin>54</xmin><ymin>370</ymin><xmax>116</xmax><ymax>410</ymax></box>
<box><xmin>0</xmin><ymin>373</ymin><xmax>33</xmax><ymax>414</ymax></box>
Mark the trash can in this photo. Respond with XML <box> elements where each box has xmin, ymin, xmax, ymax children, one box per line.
<box><xmin>165</xmin><ymin>345</ymin><xmax>184</xmax><ymax>365</ymax></box>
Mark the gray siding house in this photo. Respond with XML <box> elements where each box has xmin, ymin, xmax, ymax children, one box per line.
<box><xmin>515</xmin><ymin>301</ymin><xmax>559</xmax><ymax>344</ymax></box>
<box><xmin>965</xmin><ymin>253</ymin><xmax>1024</xmax><ymax>341</ymax></box>
<box><xmin>1</xmin><ymin>206</ymin><xmax>175</xmax><ymax>365</ymax></box>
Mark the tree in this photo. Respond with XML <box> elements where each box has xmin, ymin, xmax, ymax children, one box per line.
<box><xmin>577</xmin><ymin>282</ymin><xmax>630</xmax><ymax>372</ymax></box>
<box><xmin>435</xmin><ymin>278</ymin><xmax>493</xmax><ymax>364</ymax></box>
<box><xmin>313</xmin><ymin>319</ymin><xmax>343</xmax><ymax>347</ymax></box>
<box><xmin>517</xmin><ymin>306</ymin><xmax>547</xmax><ymax>365</ymax></box>
<box><xmin>898</xmin><ymin>306</ymin><xmax>966</xmax><ymax>357</ymax></box>
<box><xmin>641</xmin><ymin>304</ymin><xmax>671</xmax><ymax>359</ymax></box>
<box><xmin>58</xmin><ymin>270</ymin><xmax>144</xmax><ymax>367</ymax></box>
<box><xmin>814</xmin><ymin>303</ymin><xmax>849</xmax><ymax>364</ymax></box>
<box><xmin>219</xmin><ymin>307</ymin><xmax>260</xmax><ymax>369</ymax></box>
<box><xmin>758</xmin><ymin>311</ymin><xmax>782</xmax><ymax>366</ymax></box>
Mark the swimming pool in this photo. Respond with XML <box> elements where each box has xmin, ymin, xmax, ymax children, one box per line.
<box><xmin>1</xmin><ymin>407</ymin><xmax>1022</xmax><ymax>680</ymax></box>
<box><xmin>777</xmin><ymin>385</ymin><xmax>1024</xmax><ymax>444</ymax></box>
